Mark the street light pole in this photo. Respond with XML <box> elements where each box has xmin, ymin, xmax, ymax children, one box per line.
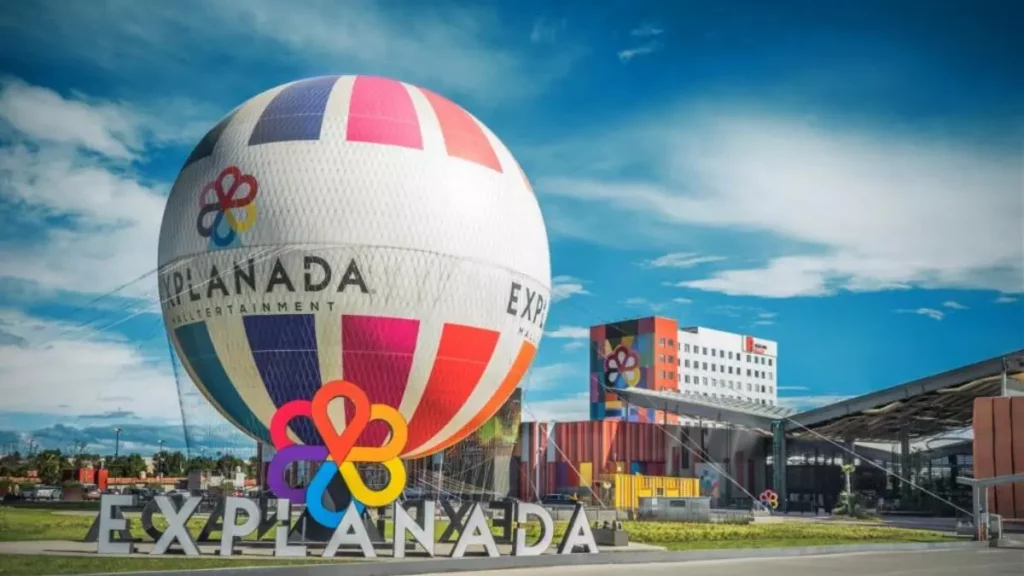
<box><xmin>113</xmin><ymin>427</ymin><xmax>123</xmax><ymax>459</ymax></box>
<box><xmin>157</xmin><ymin>439</ymin><xmax>164</xmax><ymax>478</ymax></box>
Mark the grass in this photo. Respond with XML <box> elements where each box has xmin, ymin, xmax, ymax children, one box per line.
<box><xmin>618</xmin><ymin>521</ymin><xmax>956</xmax><ymax>551</ymax></box>
<box><xmin>0</xmin><ymin>555</ymin><xmax>344</xmax><ymax>576</ymax></box>
<box><xmin>0</xmin><ymin>505</ymin><xmax>960</xmax><ymax>575</ymax></box>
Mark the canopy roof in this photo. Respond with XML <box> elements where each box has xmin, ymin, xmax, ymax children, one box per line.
<box><xmin>613</xmin><ymin>350</ymin><xmax>1024</xmax><ymax>442</ymax></box>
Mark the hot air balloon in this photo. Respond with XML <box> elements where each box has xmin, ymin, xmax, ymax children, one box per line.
<box><xmin>158</xmin><ymin>75</ymin><xmax>549</xmax><ymax>459</ymax></box>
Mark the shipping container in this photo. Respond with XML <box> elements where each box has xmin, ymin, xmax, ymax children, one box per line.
<box><xmin>973</xmin><ymin>397</ymin><xmax>1024</xmax><ymax>522</ymax></box>
<box><xmin>602</xmin><ymin>473</ymin><xmax>700</xmax><ymax>511</ymax></box>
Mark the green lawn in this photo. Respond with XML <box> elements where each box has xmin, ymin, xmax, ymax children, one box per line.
<box><xmin>0</xmin><ymin>504</ymin><xmax>960</xmax><ymax>575</ymax></box>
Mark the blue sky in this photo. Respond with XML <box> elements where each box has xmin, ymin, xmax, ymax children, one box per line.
<box><xmin>0</xmin><ymin>0</ymin><xmax>1021</xmax><ymax>455</ymax></box>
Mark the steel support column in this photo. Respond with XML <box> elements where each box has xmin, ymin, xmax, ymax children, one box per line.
<box><xmin>899</xmin><ymin>423</ymin><xmax>912</xmax><ymax>503</ymax></box>
<box><xmin>772</xmin><ymin>420</ymin><xmax>787</xmax><ymax>513</ymax></box>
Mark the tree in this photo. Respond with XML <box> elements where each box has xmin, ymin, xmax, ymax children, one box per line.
<box><xmin>216</xmin><ymin>453</ymin><xmax>245</xmax><ymax>477</ymax></box>
<box><xmin>186</xmin><ymin>456</ymin><xmax>215</xmax><ymax>473</ymax></box>
<box><xmin>72</xmin><ymin>453</ymin><xmax>100</xmax><ymax>470</ymax></box>
<box><xmin>163</xmin><ymin>451</ymin><xmax>186</xmax><ymax>476</ymax></box>
<box><xmin>33</xmin><ymin>450</ymin><xmax>64</xmax><ymax>485</ymax></box>
<box><xmin>106</xmin><ymin>453</ymin><xmax>146</xmax><ymax>478</ymax></box>
<box><xmin>244</xmin><ymin>458</ymin><xmax>258</xmax><ymax>479</ymax></box>
<box><xmin>0</xmin><ymin>451</ymin><xmax>28</xmax><ymax>477</ymax></box>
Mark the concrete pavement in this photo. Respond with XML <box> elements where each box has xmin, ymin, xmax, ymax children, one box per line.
<box><xmin>416</xmin><ymin>548</ymin><xmax>1022</xmax><ymax>576</ymax></box>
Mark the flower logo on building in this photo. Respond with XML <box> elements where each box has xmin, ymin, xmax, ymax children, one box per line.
<box><xmin>604</xmin><ymin>345</ymin><xmax>641</xmax><ymax>388</ymax></box>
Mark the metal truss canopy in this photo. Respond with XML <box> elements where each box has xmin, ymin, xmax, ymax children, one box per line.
<box><xmin>610</xmin><ymin>350</ymin><xmax>1024</xmax><ymax>443</ymax></box>
<box><xmin>787</xmin><ymin>351</ymin><xmax>1024</xmax><ymax>442</ymax></box>
<box><xmin>611</xmin><ymin>387</ymin><xmax>789</xmax><ymax>432</ymax></box>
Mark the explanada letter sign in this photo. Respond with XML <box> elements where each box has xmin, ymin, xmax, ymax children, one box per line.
<box><xmin>91</xmin><ymin>380</ymin><xmax>599</xmax><ymax>559</ymax></box>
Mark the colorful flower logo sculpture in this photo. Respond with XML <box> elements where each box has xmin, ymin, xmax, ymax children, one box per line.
<box><xmin>759</xmin><ymin>489</ymin><xmax>779</xmax><ymax>510</ymax></box>
<box><xmin>195</xmin><ymin>165</ymin><xmax>259</xmax><ymax>249</ymax></box>
<box><xmin>604</xmin><ymin>345</ymin><xmax>641</xmax><ymax>388</ymax></box>
<box><xmin>266</xmin><ymin>380</ymin><xmax>408</xmax><ymax>528</ymax></box>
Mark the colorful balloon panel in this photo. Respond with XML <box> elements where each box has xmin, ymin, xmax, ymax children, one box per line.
<box><xmin>159</xmin><ymin>75</ymin><xmax>549</xmax><ymax>458</ymax></box>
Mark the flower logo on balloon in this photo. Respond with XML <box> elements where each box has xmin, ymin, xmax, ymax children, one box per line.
<box><xmin>195</xmin><ymin>165</ymin><xmax>259</xmax><ymax>250</ymax></box>
<box><xmin>604</xmin><ymin>345</ymin><xmax>641</xmax><ymax>388</ymax></box>
<box><xmin>266</xmin><ymin>380</ymin><xmax>408</xmax><ymax>529</ymax></box>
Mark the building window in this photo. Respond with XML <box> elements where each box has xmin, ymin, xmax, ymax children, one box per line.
<box><xmin>684</xmin><ymin>344</ymin><xmax>690</xmax><ymax>352</ymax></box>
<box><xmin>769</xmin><ymin>372</ymin><xmax>774</xmax><ymax>380</ymax></box>
<box><xmin>658</xmin><ymin>354</ymin><xmax>664</xmax><ymax>362</ymax></box>
<box><xmin>685</xmin><ymin>375</ymin><xmax>690</xmax><ymax>383</ymax></box>
<box><xmin>702</xmin><ymin>362</ymin><xmax>708</xmax><ymax>370</ymax></box>
<box><xmin>747</xmin><ymin>383</ymin><xmax>752</xmax><ymax>391</ymax></box>
<box><xmin>760</xmin><ymin>385</ymin><xmax>766</xmax><ymax>393</ymax></box>
<box><xmin>684</xmin><ymin>359</ymin><xmax>690</xmax><ymax>368</ymax></box>
<box><xmin>769</xmin><ymin>385</ymin><xmax>774</xmax><ymax>394</ymax></box>
<box><xmin>746</xmin><ymin>369</ymin><xmax>751</xmax><ymax>376</ymax></box>
<box><xmin>720</xmin><ymin>364</ymin><xmax>725</xmax><ymax>372</ymax></box>
<box><xmin>768</xmin><ymin>358</ymin><xmax>773</xmax><ymax>367</ymax></box>
<box><xmin>702</xmin><ymin>347</ymin><xmax>708</xmax><ymax>355</ymax></box>
<box><xmin>728</xmin><ymin>351</ymin><xmax>733</xmax><ymax>360</ymax></box>
<box><xmin>668</xmin><ymin>355</ymin><xmax>674</xmax><ymax>363</ymax></box>
<box><xmin>746</xmin><ymin>354</ymin><xmax>751</xmax><ymax>362</ymax></box>
<box><xmin>659</xmin><ymin>337</ymin><xmax>666</xmax><ymax>346</ymax></box>
<box><xmin>702</xmin><ymin>377</ymin><xmax>708</xmax><ymax>385</ymax></box>
<box><xmin>668</xmin><ymin>338</ymin><xmax>674</xmax><ymax>347</ymax></box>
<box><xmin>711</xmin><ymin>364</ymin><xmax>716</xmax><ymax>372</ymax></box>
<box><xmin>727</xmin><ymin>366</ymin><xmax>733</xmax><ymax>374</ymax></box>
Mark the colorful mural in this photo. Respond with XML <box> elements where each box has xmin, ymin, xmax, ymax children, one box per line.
<box><xmin>590</xmin><ymin>316</ymin><xmax>681</xmax><ymax>423</ymax></box>
<box><xmin>590</xmin><ymin>318</ymin><xmax>653</xmax><ymax>422</ymax></box>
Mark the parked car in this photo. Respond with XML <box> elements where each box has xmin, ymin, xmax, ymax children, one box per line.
<box><xmin>540</xmin><ymin>493</ymin><xmax>576</xmax><ymax>507</ymax></box>
<box><xmin>83</xmin><ymin>485</ymin><xmax>102</xmax><ymax>501</ymax></box>
<box><xmin>32</xmin><ymin>485</ymin><xmax>60</xmax><ymax>501</ymax></box>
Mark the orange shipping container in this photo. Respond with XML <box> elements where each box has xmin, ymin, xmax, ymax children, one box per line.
<box><xmin>973</xmin><ymin>397</ymin><xmax>1024</xmax><ymax>521</ymax></box>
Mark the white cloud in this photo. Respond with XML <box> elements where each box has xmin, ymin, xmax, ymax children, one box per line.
<box><xmin>752</xmin><ymin>320</ymin><xmax>774</xmax><ymax>326</ymax></box>
<box><xmin>673</xmin><ymin>297</ymin><xmax>693</xmax><ymax>304</ymax></box>
<box><xmin>624</xmin><ymin>297</ymin><xmax>668</xmax><ymax>312</ymax></box>
<box><xmin>562</xmin><ymin>340</ymin><xmax>585</xmax><ymax>352</ymax></box>
<box><xmin>551</xmin><ymin>275</ymin><xmax>591</xmax><ymax>302</ymax></box>
<box><xmin>942</xmin><ymin>300</ymin><xmax>968</xmax><ymax>310</ymax></box>
<box><xmin>995</xmin><ymin>295</ymin><xmax>1018</xmax><ymax>304</ymax></box>
<box><xmin>897</xmin><ymin>307</ymin><xmax>945</xmax><ymax>321</ymax></box>
<box><xmin>3</xmin><ymin>1</ymin><xmax>579</xmax><ymax>106</ymax></box>
<box><xmin>777</xmin><ymin>386</ymin><xmax>810</xmax><ymax>391</ymax></box>
<box><xmin>0</xmin><ymin>77</ymin><xmax>216</xmax><ymax>158</ymax></box>
<box><xmin>758</xmin><ymin>312</ymin><xmax>777</xmax><ymax>319</ymax></box>
<box><xmin>522</xmin><ymin>392</ymin><xmax>590</xmax><ymax>422</ymax></box>
<box><xmin>537</xmin><ymin>110</ymin><xmax>1022</xmax><ymax>298</ymax></box>
<box><xmin>630</xmin><ymin>24</ymin><xmax>664</xmax><ymax>37</ymax></box>
<box><xmin>778</xmin><ymin>394</ymin><xmax>853</xmax><ymax>411</ymax></box>
<box><xmin>618</xmin><ymin>42</ymin><xmax>661</xmax><ymax>62</ymax></box>
<box><xmin>0</xmin><ymin>78</ymin><xmax>212</xmax><ymax>300</ymax></box>
<box><xmin>546</xmin><ymin>325</ymin><xmax>589</xmax><ymax>339</ymax></box>
<box><xmin>530</xmin><ymin>16</ymin><xmax>566</xmax><ymax>44</ymax></box>
<box><xmin>642</xmin><ymin>252</ymin><xmax>726</xmax><ymax>269</ymax></box>
<box><xmin>522</xmin><ymin>363</ymin><xmax>578</xmax><ymax>392</ymax></box>
<box><xmin>0</xmin><ymin>309</ymin><xmax>180</xmax><ymax>421</ymax></box>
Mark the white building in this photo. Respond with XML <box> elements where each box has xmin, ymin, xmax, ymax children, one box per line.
<box><xmin>674</xmin><ymin>327</ymin><xmax>778</xmax><ymax>410</ymax></box>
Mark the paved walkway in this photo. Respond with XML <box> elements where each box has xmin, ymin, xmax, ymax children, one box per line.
<box><xmin>415</xmin><ymin>548</ymin><xmax>1024</xmax><ymax>576</ymax></box>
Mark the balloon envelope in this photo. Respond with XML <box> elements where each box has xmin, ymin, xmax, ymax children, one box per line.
<box><xmin>158</xmin><ymin>75</ymin><xmax>549</xmax><ymax>458</ymax></box>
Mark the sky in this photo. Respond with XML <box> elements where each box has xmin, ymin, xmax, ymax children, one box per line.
<box><xmin>0</xmin><ymin>0</ymin><xmax>1021</xmax><ymax>456</ymax></box>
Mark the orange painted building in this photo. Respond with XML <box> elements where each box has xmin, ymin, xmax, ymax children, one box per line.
<box><xmin>590</xmin><ymin>316</ymin><xmax>680</xmax><ymax>424</ymax></box>
<box><xmin>972</xmin><ymin>396</ymin><xmax>1024</xmax><ymax>521</ymax></box>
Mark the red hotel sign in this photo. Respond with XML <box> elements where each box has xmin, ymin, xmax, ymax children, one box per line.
<box><xmin>744</xmin><ymin>336</ymin><xmax>768</xmax><ymax>355</ymax></box>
